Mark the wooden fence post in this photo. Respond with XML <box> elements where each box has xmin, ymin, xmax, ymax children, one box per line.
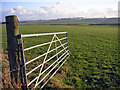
<box><xmin>5</xmin><ymin>15</ymin><xmax>19</xmax><ymax>87</ymax></box>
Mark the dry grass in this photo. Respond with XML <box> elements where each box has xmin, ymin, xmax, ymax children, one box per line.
<box><xmin>2</xmin><ymin>50</ymin><xmax>19</xmax><ymax>89</ymax></box>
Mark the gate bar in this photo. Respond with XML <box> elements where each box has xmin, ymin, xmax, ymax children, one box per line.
<box><xmin>21</xmin><ymin>32</ymin><xmax>67</xmax><ymax>38</ymax></box>
<box><xmin>24</xmin><ymin>37</ymin><xmax>67</xmax><ymax>51</ymax></box>
<box><xmin>32</xmin><ymin>53</ymin><xmax>68</xmax><ymax>89</ymax></box>
<box><xmin>26</xmin><ymin>47</ymin><xmax>68</xmax><ymax>76</ymax></box>
<box><xmin>28</xmin><ymin>50</ymin><xmax>68</xmax><ymax>87</ymax></box>
<box><xmin>40</xmin><ymin>56</ymin><xmax>69</xmax><ymax>89</ymax></box>
<box><xmin>25</xmin><ymin>42</ymin><xmax>67</xmax><ymax>65</ymax></box>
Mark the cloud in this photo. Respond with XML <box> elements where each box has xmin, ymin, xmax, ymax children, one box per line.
<box><xmin>2</xmin><ymin>2</ymin><xmax>117</xmax><ymax>21</ymax></box>
<box><xmin>39</xmin><ymin>8</ymin><xmax>47</xmax><ymax>14</ymax></box>
<box><xmin>10</xmin><ymin>9</ymin><xmax>15</xmax><ymax>14</ymax></box>
<box><xmin>2</xmin><ymin>5</ymin><xmax>35</xmax><ymax>21</ymax></box>
<box><xmin>104</xmin><ymin>8</ymin><xmax>117</xmax><ymax>16</ymax></box>
<box><xmin>9</xmin><ymin>5</ymin><xmax>32</xmax><ymax>15</ymax></box>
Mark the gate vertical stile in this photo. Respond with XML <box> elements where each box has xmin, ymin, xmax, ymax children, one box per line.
<box><xmin>19</xmin><ymin>35</ymin><xmax>28</xmax><ymax>89</ymax></box>
<box><xmin>18</xmin><ymin>38</ymin><xmax>24</xmax><ymax>87</ymax></box>
<box><xmin>66</xmin><ymin>33</ymin><xmax>69</xmax><ymax>55</ymax></box>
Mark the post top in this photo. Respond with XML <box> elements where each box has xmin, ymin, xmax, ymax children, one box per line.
<box><xmin>5</xmin><ymin>15</ymin><xmax>17</xmax><ymax>18</ymax></box>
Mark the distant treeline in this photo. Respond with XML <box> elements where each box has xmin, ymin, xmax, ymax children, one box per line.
<box><xmin>89</xmin><ymin>23</ymin><xmax>120</xmax><ymax>26</ymax></box>
<box><xmin>19</xmin><ymin>23</ymin><xmax>81</xmax><ymax>26</ymax></box>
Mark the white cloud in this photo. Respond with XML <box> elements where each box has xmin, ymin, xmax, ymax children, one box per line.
<box><xmin>9</xmin><ymin>5</ymin><xmax>32</xmax><ymax>15</ymax></box>
<box><xmin>10</xmin><ymin>9</ymin><xmax>15</xmax><ymax>14</ymax></box>
<box><xmin>2</xmin><ymin>2</ymin><xmax>118</xmax><ymax>21</ymax></box>
<box><xmin>39</xmin><ymin>8</ymin><xmax>47</xmax><ymax>14</ymax></box>
<box><xmin>104</xmin><ymin>8</ymin><xmax>117</xmax><ymax>16</ymax></box>
<box><xmin>17</xmin><ymin>5</ymin><xmax>24</xmax><ymax>9</ymax></box>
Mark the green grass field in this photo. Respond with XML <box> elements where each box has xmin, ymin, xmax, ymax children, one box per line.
<box><xmin>2</xmin><ymin>25</ymin><xmax>119</xmax><ymax>88</ymax></box>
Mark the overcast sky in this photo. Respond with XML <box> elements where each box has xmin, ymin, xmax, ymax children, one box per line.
<box><xmin>1</xmin><ymin>0</ymin><xmax>119</xmax><ymax>21</ymax></box>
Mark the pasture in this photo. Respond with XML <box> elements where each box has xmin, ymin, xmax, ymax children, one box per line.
<box><xmin>2</xmin><ymin>25</ymin><xmax>119</xmax><ymax>88</ymax></box>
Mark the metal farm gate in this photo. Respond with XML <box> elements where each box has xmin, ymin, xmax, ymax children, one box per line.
<box><xmin>18</xmin><ymin>32</ymin><xmax>70</xmax><ymax>89</ymax></box>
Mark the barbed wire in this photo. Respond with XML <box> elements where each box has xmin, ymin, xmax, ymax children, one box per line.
<box><xmin>2</xmin><ymin>63</ymin><xmax>26</xmax><ymax>88</ymax></box>
<box><xmin>2</xmin><ymin>43</ymin><xmax>26</xmax><ymax>88</ymax></box>
<box><xmin>3</xmin><ymin>65</ymin><xmax>23</xmax><ymax>74</ymax></box>
<box><xmin>2</xmin><ymin>63</ymin><xmax>25</xmax><ymax>77</ymax></box>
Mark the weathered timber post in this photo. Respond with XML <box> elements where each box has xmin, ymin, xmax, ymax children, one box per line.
<box><xmin>5</xmin><ymin>15</ymin><xmax>19</xmax><ymax>87</ymax></box>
